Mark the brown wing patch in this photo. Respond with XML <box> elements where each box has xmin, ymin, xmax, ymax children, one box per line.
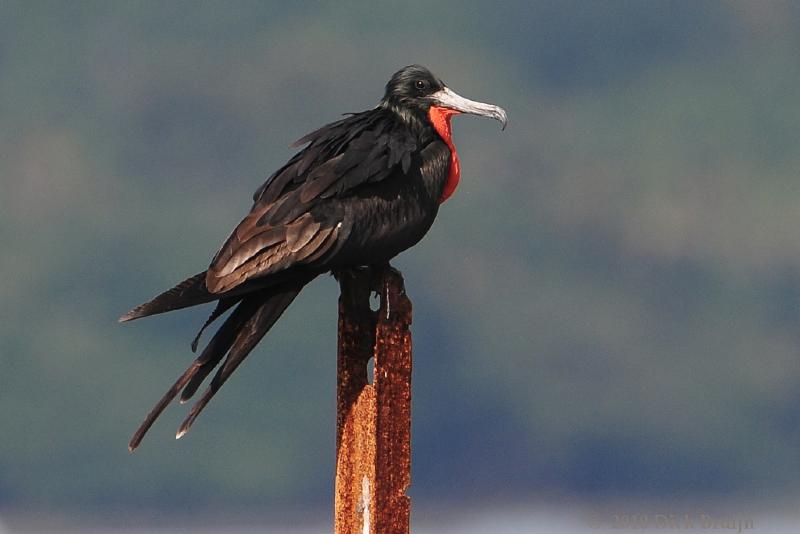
<box><xmin>206</xmin><ymin>213</ymin><xmax>336</xmax><ymax>294</ymax></box>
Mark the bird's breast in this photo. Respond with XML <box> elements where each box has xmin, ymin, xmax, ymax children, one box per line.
<box><xmin>332</xmin><ymin>172</ymin><xmax>440</xmax><ymax>266</ymax></box>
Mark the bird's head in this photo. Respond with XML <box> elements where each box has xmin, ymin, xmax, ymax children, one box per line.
<box><xmin>381</xmin><ymin>65</ymin><xmax>507</xmax><ymax>130</ymax></box>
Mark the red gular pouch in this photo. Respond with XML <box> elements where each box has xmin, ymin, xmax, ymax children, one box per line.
<box><xmin>428</xmin><ymin>106</ymin><xmax>461</xmax><ymax>203</ymax></box>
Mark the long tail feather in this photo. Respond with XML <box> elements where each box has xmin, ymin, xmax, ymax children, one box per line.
<box><xmin>191</xmin><ymin>297</ymin><xmax>239</xmax><ymax>352</ymax></box>
<box><xmin>128</xmin><ymin>280</ymin><xmax>305</xmax><ymax>451</ymax></box>
<box><xmin>127</xmin><ymin>297</ymin><xmax>258</xmax><ymax>451</ymax></box>
<box><xmin>175</xmin><ymin>285</ymin><xmax>302</xmax><ymax>439</ymax></box>
<box><xmin>128</xmin><ymin>362</ymin><xmax>201</xmax><ymax>452</ymax></box>
<box><xmin>181</xmin><ymin>299</ymin><xmax>253</xmax><ymax>403</ymax></box>
<box><xmin>120</xmin><ymin>269</ymin><xmax>311</xmax><ymax>323</ymax></box>
<box><xmin>120</xmin><ymin>272</ymin><xmax>213</xmax><ymax>322</ymax></box>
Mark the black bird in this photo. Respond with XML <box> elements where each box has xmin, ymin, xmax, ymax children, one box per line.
<box><xmin>121</xmin><ymin>65</ymin><xmax>507</xmax><ymax>451</ymax></box>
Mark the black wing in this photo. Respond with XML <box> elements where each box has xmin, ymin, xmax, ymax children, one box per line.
<box><xmin>205</xmin><ymin>108</ymin><xmax>420</xmax><ymax>293</ymax></box>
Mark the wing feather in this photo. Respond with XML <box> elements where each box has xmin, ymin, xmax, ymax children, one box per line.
<box><xmin>207</xmin><ymin>108</ymin><xmax>421</xmax><ymax>294</ymax></box>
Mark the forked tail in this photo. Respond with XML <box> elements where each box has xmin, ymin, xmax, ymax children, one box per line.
<box><xmin>127</xmin><ymin>280</ymin><xmax>306</xmax><ymax>451</ymax></box>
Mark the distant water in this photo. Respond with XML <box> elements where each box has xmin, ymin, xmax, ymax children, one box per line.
<box><xmin>4</xmin><ymin>506</ymin><xmax>799</xmax><ymax>533</ymax></box>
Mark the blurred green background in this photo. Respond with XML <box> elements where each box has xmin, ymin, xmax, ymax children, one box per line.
<box><xmin>2</xmin><ymin>0</ymin><xmax>800</xmax><ymax>526</ymax></box>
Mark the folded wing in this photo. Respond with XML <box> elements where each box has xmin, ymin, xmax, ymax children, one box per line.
<box><xmin>205</xmin><ymin>109</ymin><xmax>420</xmax><ymax>293</ymax></box>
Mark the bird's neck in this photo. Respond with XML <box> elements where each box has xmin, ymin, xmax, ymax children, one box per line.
<box><xmin>379</xmin><ymin>100</ymin><xmax>429</xmax><ymax>134</ymax></box>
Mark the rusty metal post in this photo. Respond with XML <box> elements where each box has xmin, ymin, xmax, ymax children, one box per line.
<box><xmin>335</xmin><ymin>266</ymin><xmax>412</xmax><ymax>534</ymax></box>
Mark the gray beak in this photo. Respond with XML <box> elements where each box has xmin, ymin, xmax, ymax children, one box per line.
<box><xmin>430</xmin><ymin>87</ymin><xmax>508</xmax><ymax>130</ymax></box>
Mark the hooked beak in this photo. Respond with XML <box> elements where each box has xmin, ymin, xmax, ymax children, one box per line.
<box><xmin>430</xmin><ymin>87</ymin><xmax>508</xmax><ymax>130</ymax></box>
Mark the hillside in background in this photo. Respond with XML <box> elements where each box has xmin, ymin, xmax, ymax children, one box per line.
<box><xmin>2</xmin><ymin>1</ymin><xmax>800</xmax><ymax>515</ymax></box>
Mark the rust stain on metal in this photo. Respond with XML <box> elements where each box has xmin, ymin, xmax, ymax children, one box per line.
<box><xmin>335</xmin><ymin>267</ymin><xmax>412</xmax><ymax>534</ymax></box>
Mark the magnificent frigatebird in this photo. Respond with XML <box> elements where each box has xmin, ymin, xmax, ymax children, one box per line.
<box><xmin>122</xmin><ymin>65</ymin><xmax>507</xmax><ymax>451</ymax></box>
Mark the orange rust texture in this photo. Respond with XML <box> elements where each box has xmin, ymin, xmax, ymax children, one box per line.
<box><xmin>335</xmin><ymin>267</ymin><xmax>412</xmax><ymax>534</ymax></box>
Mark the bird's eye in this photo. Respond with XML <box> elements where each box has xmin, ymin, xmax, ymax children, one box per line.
<box><xmin>415</xmin><ymin>80</ymin><xmax>427</xmax><ymax>90</ymax></box>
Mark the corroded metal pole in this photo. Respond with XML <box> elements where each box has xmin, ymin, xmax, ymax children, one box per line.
<box><xmin>335</xmin><ymin>266</ymin><xmax>412</xmax><ymax>534</ymax></box>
